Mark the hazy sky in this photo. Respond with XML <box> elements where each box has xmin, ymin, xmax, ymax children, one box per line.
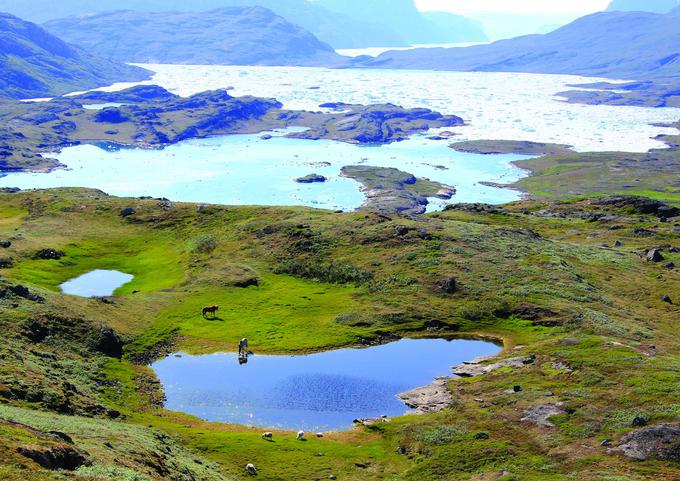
<box><xmin>415</xmin><ymin>0</ymin><xmax>611</xmax><ymax>14</ymax></box>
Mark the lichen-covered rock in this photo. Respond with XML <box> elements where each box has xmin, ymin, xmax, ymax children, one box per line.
<box><xmin>609</xmin><ymin>424</ymin><xmax>680</xmax><ymax>461</ymax></box>
<box><xmin>521</xmin><ymin>404</ymin><xmax>565</xmax><ymax>427</ymax></box>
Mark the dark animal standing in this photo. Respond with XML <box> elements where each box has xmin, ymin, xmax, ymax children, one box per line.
<box><xmin>202</xmin><ymin>305</ymin><xmax>219</xmax><ymax>318</ymax></box>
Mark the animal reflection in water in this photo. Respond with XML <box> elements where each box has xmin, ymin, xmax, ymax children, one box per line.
<box><xmin>202</xmin><ymin>305</ymin><xmax>219</xmax><ymax>318</ymax></box>
<box><xmin>238</xmin><ymin>337</ymin><xmax>250</xmax><ymax>365</ymax></box>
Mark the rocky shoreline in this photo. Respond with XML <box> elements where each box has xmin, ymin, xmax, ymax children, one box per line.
<box><xmin>0</xmin><ymin>86</ymin><xmax>464</xmax><ymax>174</ymax></box>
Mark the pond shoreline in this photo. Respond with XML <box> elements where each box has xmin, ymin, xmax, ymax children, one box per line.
<box><xmin>151</xmin><ymin>336</ymin><xmax>504</xmax><ymax>432</ymax></box>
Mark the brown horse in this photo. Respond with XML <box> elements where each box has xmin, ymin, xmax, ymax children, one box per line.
<box><xmin>202</xmin><ymin>305</ymin><xmax>219</xmax><ymax>318</ymax></box>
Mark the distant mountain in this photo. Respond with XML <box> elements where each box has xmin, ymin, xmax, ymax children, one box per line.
<box><xmin>0</xmin><ymin>0</ymin><xmax>488</xmax><ymax>49</ymax></box>
<box><xmin>315</xmin><ymin>0</ymin><xmax>487</xmax><ymax>44</ymax></box>
<box><xmin>0</xmin><ymin>12</ymin><xmax>149</xmax><ymax>99</ymax></box>
<box><xmin>44</xmin><ymin>7</ymin><xmax>346</xmax><ymax>66</ymax></box>
<box><xmin>606</xmin><ymin>0</ymin><xmax>679</xmax><ymax>13</ymax></box>
<box><xmin>420</xmin><ymin>12</ymin><xmax>488</xmax><ymax>42</ymax></box>
<box><xmin>0</xmin><ymin>0</ymin><xmax>406</xmax><ymax>49</ymax></box>
<box><xmin>353</xmin><ymin>10</ymin><xmax>680</xmax><ymax>79</ymax></box>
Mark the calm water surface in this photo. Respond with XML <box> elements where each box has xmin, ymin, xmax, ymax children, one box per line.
<box><xmin>0</xmin><ymin>133</ymin><xmax>529</xmax><ymax>210</ymax></box>
<box><xmin>152</xmin><ymin>338</ymin><xmax>501</xmax><ymax>432</ymax></box>
<box><xmin>60</xmin><ymin>269</ymin><xmax>133</xmax><ymax>297</ymax></box>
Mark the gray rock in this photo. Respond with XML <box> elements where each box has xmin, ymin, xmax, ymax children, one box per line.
<box><xmin>521</xmin><ymin>404</ymin><xmax>566</xmax><ymax>427</ymax></box>
<box><xmin>646</xmin><ymin>248</ymin><xmax>664</xmax><ymax>262</ymax></box>
<box><xmin>609</xmin><ymin>424</ymin><xmax>680</xmax><ymax>461</ymax></box>
<box><xmin>17</xmin><ymin>445</ymin><xmax>90</xmax><ymax>471</ymax></box>
<box><xmin>119</xmin><ymin>207</ymin><xmax>136</xmax><ymax>217</ymax></box>
<box><xmin>398</xmin><ymin>376</ymin><xmax>453</xmax><ymax>414</ymax></box>
<box><xmin>453</xmin><ymin>355</ymin><xmax>536</xmax><ymax>377</ymax></box>
<box><xmin>436</xmin><ymin>276</ymin><xmax>457</xmax><ymax>294</ymax></box>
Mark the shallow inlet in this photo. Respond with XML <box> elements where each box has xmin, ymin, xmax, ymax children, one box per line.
<box><xmin>60</xmin><ymin>269</ymin><xmax>133</xmax><ymax>297</ymax></box>
<box><xmin>152</xmin><ymin>338</ymin><xmax>501</xmax><ymax>432</ymax></box>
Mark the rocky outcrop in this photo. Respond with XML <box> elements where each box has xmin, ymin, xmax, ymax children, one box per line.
<box><xmin>453</xmin><ymin>354</ymin><xmax>536</xmax><ymax>377</ymax></box>
<box><xmin>295</xmin><ymin>174</ymin><xmax>327</xmax><ymax>184</ymax></box>
<box><xmin>17</xmin><ymin>444</ymin><xmax>90</xmax><ymax>470</ymax></box>
<box><xmin>340</xmin><ymin>165</ymin><xmax>456</xmax><ymax>215</ymax></box>
<box><xmin>91</xmin><ymin>326</ymin><xmax>125</xmax><ymax>358</ymax></box>
<box><xmin>292</xmin><ymin>103</ymin><xmax>464</xmax><ymax>144</ymax></box>
<box><xmin>35</xmin><ymin>248</ymin><xmax>65</xmax><ymax>260</ymax></box>
<box><xmin>437</xmin><ymin>276</ymin><xmax>458</xmax><ymax>294</ymax></box>
<box><xmin>646</xmin><ymin>248</ymin><xmax>665</xmax><ymax>262</ymax></box>
<box><xmin>609</xmin><ymin>424</ymin><xmax>680</xmax><ymax>461</ymax></box>
<box><xmin>399</xmin><ymin>376</ymin><xmax>454</xmax><ymax>414</ymax></box>
<box><xmin>592</xmin><ymin>195</ymin><xmax>680</xmax><ymax>218</ymax></box>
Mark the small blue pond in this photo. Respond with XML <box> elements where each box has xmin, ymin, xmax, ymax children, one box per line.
<box><xmin>60</xmin><ymin>269</ymin><xmax>133</xmax><ymax>297</ymax></box>
<box><xmin>152</xmin><ymin>338</ymin><xmax>500</xmax><ymax>432</ymax></box>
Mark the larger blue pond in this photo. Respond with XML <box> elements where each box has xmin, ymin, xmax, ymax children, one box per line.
<box><xmin>152</xmin><ymin>338</ymin><xmax>500</xmax><ymax>432</ymax></box>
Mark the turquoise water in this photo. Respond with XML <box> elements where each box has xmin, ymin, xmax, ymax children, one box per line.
<box><xmin>0</xmin><ymin>132</ymin><xmax>529</xmax><ymax>210</ymax></box>
<box><xmin>82</xmin><ymin>103</ymin><xmax>125</xmax><ymax>110</ymax></box>
<box><xmin>152</xmin><ymin>338</ymin><xmax>501</xmax><ymax>431</ymax></box>
<box><xmin>60</xmin><ymin>269</ymin><xmax>133</xmax><ymax>297</ymax></box>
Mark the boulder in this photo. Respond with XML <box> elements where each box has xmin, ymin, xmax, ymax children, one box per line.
<box><xmin>0</xmin><ymin>240</ymin><xmax>11</xmax><ymax>248</ymax></box>
<box><xmin>0</xmin><ymin>257</ymin><xmax>13</xmax><ymax>268</ymax></box>
<box><xmin>662</xmin><ymin>295</ymin><xmax>673</xmax><ymax>304</ymax></box>
<box><xmin>119</xmin><ymin>207</ymin><xmax>136</xmax><ymax>217</ymax></box>
<box><xmin>35</xmin><ymin>248</ymin><xmax>65</xmax><ymax>260</ymax></box>
<box><xmin>437</xmin><ymin>276</ymin><xmax>457</xmax><ymax>294</ymax></box>
<box><xmin>609</xmin><ymin>424</ymin><xmax>680</xmax><ymax>461</ymax></box>
<box><xmin>232</xmin><ymin>277</ymin><xmax>260</xmax><ymax>288</ymax></box>
<box><xmin>92</xmin><ymin>326</ymin><xmax>124</xmax><ymax>358</ymax></box>
<box><xmin>646</xmin><ymin>248</ymin><xmax>664</xmax><ymax>262</ymax></box>
<box><xmin>17</xmin><ymin>445</ymin><xmax>90</xmax><ymax>471</ymax></box>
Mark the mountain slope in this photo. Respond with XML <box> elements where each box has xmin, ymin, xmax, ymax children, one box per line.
<box><xmin>606</xmin><ymin>0</ymin><xmax>679</xmax><ymax>13</ymax></box>
<box><xmin>315</xmin><ymin>0</ymin><xmax>487</xmax><ymax>44</ymax></box>
<box><xmin>421</xmin><ymin>12</ymin><xmax>488</xmax><ymax>42</ymax></box>
<box><xmin>353</xmin><ymin>11</ymin><xmax>680</xmax><ymax>79</ymax></box>
<box><xmin>0</xmin><ymin>12</ymin><xmax>149</xmax><ymax>99</ymax></box>
<box><xmin>44</xmin><ymin>7</ymin><xmax>345</xmax><ymax>66</ymax></box>
<box><xmin>0</xmin><ymin>0</ymin><xmax>407</xmax><ymax>49</ymax></box>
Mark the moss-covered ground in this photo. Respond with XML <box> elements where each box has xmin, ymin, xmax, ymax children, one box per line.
<box><xmin>0</xmin><ymin>188</ymin><xmax>678</xmax><ymax>480</ymax></box>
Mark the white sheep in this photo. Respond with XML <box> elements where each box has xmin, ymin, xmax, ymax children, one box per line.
<box><xmin>246</xmin><ymin>463</ymin><xmax>257</xmax><ymax>475</ymax></box>
<box><xmin>296</xmin><ymin>430</ymin><xmax>305</xmax><ymax>440</ymax></box>
<box><xmin>262</xmin><ymin>432</ymin><xmax>273</xmax><ymax>440</ymax></box>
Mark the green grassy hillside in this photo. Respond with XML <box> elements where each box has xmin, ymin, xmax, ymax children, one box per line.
<box><xmin>0</xmin><ymin>188</ymin><xmax>678</xmax><ymax>480</ymax></box>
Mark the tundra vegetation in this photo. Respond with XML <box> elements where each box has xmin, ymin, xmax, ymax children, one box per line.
<box><xmin>0</xmin><ymin>186</ymin><xmax>678</xmax><ymax>480</ymax></box>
